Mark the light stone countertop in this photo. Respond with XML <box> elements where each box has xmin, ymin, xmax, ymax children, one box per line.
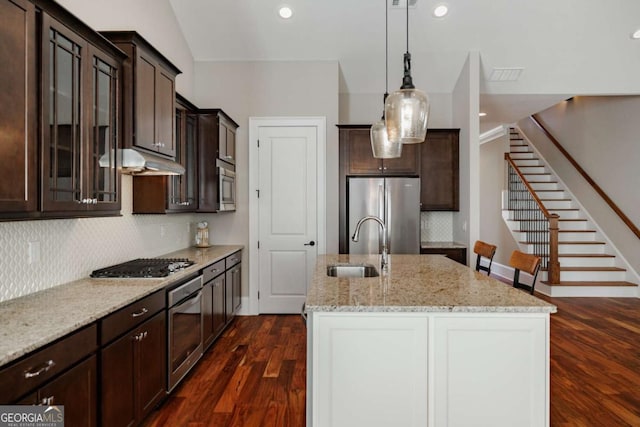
<box><xmin>420</xmin><ymin>241</ymin><xmax>467</xmax><ymax>249</ymax></box>
<box><xmin>305</xmin><ymin>254</ymin><xmax>557</xmax><ymax>314</ymax></box>
<box><xmin>0</xmin><ymin>245</ymin><xmax>243</xmax><ymax>367</ymax></box>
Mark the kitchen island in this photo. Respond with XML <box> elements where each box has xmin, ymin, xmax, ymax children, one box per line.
<box><xmin>305</xmin><ymin>254</ymin><xmax>556</xmax><ymax>427</ymax></box>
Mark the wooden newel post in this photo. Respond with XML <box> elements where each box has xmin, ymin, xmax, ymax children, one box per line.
<box><xmin>548</xmin><ymin>214</ymin><xmax>560</xmax><ymax>284</ymax></box>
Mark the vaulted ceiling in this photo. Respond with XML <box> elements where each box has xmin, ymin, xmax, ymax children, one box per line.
<box><xmin>169</xmin><ymin>0</ymin><xmax>640</xmax><ymax>132</ymax></box>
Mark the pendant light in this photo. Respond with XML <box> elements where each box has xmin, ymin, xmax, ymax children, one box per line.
<box><xmin>385</xmin><ymin>0</ymin><xmax>429</xmax><ymax>144</ymax></box>
<box><xmin>371</xmin><ymin>0</ymin><xmax>402</xmax><ymax>158</ymax></box>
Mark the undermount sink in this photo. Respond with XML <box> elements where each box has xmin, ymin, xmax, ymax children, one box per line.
<box><xmin>326</xmin><ymin>263</ymin><xmax>379</xmax><ymax>278</ymax></box>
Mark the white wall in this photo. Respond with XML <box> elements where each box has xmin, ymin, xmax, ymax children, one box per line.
<box><xmin>57</xmin><ymin>0</ymin><xmax>195</xmax><ymax>98</ymax></box>
<box><xmin>193</xmin><ymin>60</ymin><xmax>340</xmax><ymax>250</ymax></box>
<box><xmin>518</xmin><ymin>96</ymin><xmax>640</xmax><ymax>275</ymax></box>
<box><xmin>479</xmin><ymin>136</ymin><xmax>520</xmax><ymax>266</ymax></box>
<box><xmin>452</xmin><ymin>52</ymin><xmax>480</xmax><ymax>263</ymax></box>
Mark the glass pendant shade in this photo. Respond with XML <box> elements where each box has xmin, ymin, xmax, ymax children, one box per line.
<box><xmin>371</xmin><ymin>117</ymin><xmax>402</xmax><ymax>158</ymax></box>
<box><xmin>385</xmin><ymin>87</ymin><xmax>429</xmax><ymax>144</ymax></box>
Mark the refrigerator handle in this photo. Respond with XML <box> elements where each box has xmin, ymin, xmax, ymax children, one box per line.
<box><xmin>378</xmin><ymin>184</ymin><xmax>384</xmax><ymax>254</ymax></box>
<box><xmin>385</xmin><ymin>185</ymin><xmax>391</xmax><ymax>254</ymax></box>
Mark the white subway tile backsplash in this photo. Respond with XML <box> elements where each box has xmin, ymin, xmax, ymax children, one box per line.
<box><xmin>0</xmin><ymin>176</ymin><xmax>213</xmax><ymax>303</ymax></box>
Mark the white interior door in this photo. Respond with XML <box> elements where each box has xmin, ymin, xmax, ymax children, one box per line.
<box><xmin>258</xmin><ymin>126</ymin><xmax>317</xmax><ymax>313</ymax></box>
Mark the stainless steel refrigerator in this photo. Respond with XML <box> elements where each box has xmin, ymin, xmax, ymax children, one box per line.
<box><xmin>348</xmin><ymin>177</ymin><xmax>420</xmax><ymax>254</ymax></box>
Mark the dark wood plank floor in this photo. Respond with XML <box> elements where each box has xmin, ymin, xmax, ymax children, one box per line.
<box><xmin>144</xmin><ymin>297</ymin><xmax>640</xmax><ymax>427</ymax></box>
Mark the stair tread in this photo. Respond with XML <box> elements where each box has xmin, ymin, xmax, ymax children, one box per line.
<box><xmin>540</xmin><ymin>198</ymin><xmax>572</xmax><ymax>201</ymax></box>
<box><xmin>541</xmin><ymin>281</ymin><xmax>637</xmax><ymax>287</ymax></box>
<box><xmin>516</xmin><ymin>229</ymin><xmax>595</xmax><ymax>233</ymax></box>
<box><xmin>518</xmin><ymin>241</ymin><xmax>605</xmax><ymax>244</ymax></box>
<box><xmin>560</xmin><ymin>266</ymin><xmax>626</xmax><ymax>271</ymax></box>
<box><xmin>558</xmin><ymin>253</ymin><xmax>615</xmax><ymax>258</ymax></box>
<box><xmin>528</xmin><ymin>180</ymin><xmax>559</xmax><ymax>183</ymax></box>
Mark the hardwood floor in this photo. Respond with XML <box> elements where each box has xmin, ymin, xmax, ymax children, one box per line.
<box><xmin>143</xmin><ymin>315</ymin><xmax>307</xmax><ymax>427</ymax></box>
<box><xmin>144</xmin><ymin>297</ymin><xmax>640</xmax><ymax>426</ymax></box>
<box><xmin>537</xmin><ymin>295</ymin><xmax>640</xmax><ymax>426</ymax></box>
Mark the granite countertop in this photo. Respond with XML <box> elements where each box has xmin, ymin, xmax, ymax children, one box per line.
<box><xmin>420</xmin><ymin>241</ymin><xmax>467</xmax><ymax>249</ymax></box>
<box><xmin>305</xmin><ymin>254</ymin><xmax>557</xmax><ymax>314</ymax></box>
<box><xmin>0</xmin><ymin>245</ymin><xmax>243</xmax><ymax>367</ymax></box>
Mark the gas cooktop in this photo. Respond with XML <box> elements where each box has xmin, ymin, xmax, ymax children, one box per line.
<box><xmin>90</xmin><ymin>258</ymin><xmax>195</xmax><ymax>278</ymax></box>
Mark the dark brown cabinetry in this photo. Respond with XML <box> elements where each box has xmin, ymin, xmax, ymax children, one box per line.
<box><xmin>41</xmin><ymin>15</ymin><xmax>122</xmax><ymax>214</ymax></box>
<box><xmin>420</xmin><ymin>129</ymin><xmax>459</xmax><ymax>211</ymax></box>
<box><xmin>169</xmin><ymin>95</ymin><xmax>198</xmax><ymax>211</ymax></box>
<box><xmin>340</xmin><ymin>125</ymin><xmax>420</xmax><ymax>176</ymax></box>
<box><xmin>420</xmin><ymin>245</ymin><xmax>467</xmax><ymax>265</ymax></box>
<box><xmin>197</xmin><ymin>109</ymin><xmax>238</xmax><ymax>212</ymax></box>
<box><xmin>226</xmin><ymin>253</ymin><xmax>242</xmax><ymax>321</ymax></box>
<box><xmin>0</xmin><ymin>0</ymin><xmax>37</xmax><ymax>215</ymax></box>
<box><xmin>100</xmin><ymin>291</ymin><xmax>166</xmax><ymax>427</ymax></box>
<box><xmin>202</xmin><ymin>259</ymin><xmax>226</xmax><ymax>350</ymax></box>
<box><xmin>132</xmin><ymin>94</ymin><xmax>198</xmax><ymax>214</ymax></box>
<box><xmin>0</xmin><ymin>324</ymin><xmax>98</xmax><ymax>426</ymax></box>
<box><xmin>101</xmin><ymin>31</ymin><xmax>181</xmax><ymax>159</ymax></box>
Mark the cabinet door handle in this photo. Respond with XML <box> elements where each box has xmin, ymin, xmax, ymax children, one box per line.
<box><xmin>378</xmin><ymin>167</ymin><xmax>382</xmax><ymax>171</ymax></box>
<box><xmin>24</xmin><ymin>360</ymin><xmax>55</xmax><ymax>379</ymax></box>
<box><xmin>40</xmin><ymin>396</ymin><xmax>55</xmax><ymax>405</ymax></box>
<box><xmin>131</xmin><ymin>307</ymin><xmax>148</xmax><ymax>318</ymax></box>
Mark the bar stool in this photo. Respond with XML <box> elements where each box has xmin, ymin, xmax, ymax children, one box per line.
<box><xmin>509</xmin><ymin>250</ymin><xmax>542</xmax><ymax>295</ymax></box>
<box><xmin>473</xmin><ymin>240</ymin><xmax>497</xmax><ymax>276</ymax></box>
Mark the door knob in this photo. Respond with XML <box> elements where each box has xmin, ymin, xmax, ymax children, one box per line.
<box><xmin>304</xmin><ymin>241</ymin><xmax>316</xmax><ymax>246</ymax></box>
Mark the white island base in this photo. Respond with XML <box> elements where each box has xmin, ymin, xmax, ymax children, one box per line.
<box><xmin>305</xmin><ymin>255</ymin><xmax>555</xmax><ymax>427</ymax></box>
<box><xmin>307</xmin><ymin>311</ymin><xmax>549</xmax><ymax>427</ymax></box>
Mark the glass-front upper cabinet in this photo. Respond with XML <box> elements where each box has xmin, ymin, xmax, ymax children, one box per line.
<box><xmin>41</xmin><ymin>18</ymin><xmax>84</xmax><ymax>212</ymax></box>
<box><xmin>88</xmin><ymin>47</ymin><xmax>120</xmax><ymax>211</ymax></box>
<box><xmin>40</xmin><ymin>13</ymin><xmax>122</xmax><ymax>215</ymax></box>
<box><xmin>168</xmin><ymin>99</ymin><xmax>197</xmax><ymax>212</ymax></box>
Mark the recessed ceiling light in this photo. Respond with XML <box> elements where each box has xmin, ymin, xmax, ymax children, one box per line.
<box><xmin>632</xmin><ymin>29</ymin><xmax>640</xmax><ymax>39</ymax></box>
<box><xmin>433</xmin><ymin>4</ymin><xmax>449</xmax><ymax>18</ymax></box>
<box><xmin>479</xmin><ymin>112</ymin><xmax>487</xmax><ymax>117</ymax></box>
<box><xmin>278</xmin><ymin>5</ymin><xmax>293</xmax><ymax>19</ymax></box>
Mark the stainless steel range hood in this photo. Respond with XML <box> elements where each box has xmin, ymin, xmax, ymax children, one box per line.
<box><xmin>99</xmin><ymin>149</ymin><xmax>185</xmax><ymax>175</ymax></box>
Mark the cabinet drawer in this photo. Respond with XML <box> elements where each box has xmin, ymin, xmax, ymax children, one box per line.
<box><xmin>203</xmin><ymin>260</ymin><xmax>225</xmax><ymax>283</ymax></box>
<box><xmin>0</xmin><ymin>323</ymin><xmax>97</xmax><ymax>403</ymax></box>
<box><xmin>226</xmin><ymin>251</ymin><xmax>241</xmax><ymax>269</ymax></box>
<box><xmin>100</xmin><ymin>291</ymin><xmax>165</xmax><ymax>345</ymax></box>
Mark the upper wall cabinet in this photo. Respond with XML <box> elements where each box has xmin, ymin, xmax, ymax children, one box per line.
<box><xmin>420</xmin><ymin>129</ymin><xmax>459</xmax><ymax>211</ymax></box>
<box><xmin>100</xmin><ymin>31</ymin><xmax>181</xmax><ymax>159</ymax></box>
<box><xmin>132</xmin><ymin>94</ymin><xmax>198</xmax><ymax>214</ymax></box>
<box><xmin>339</xmin><ymin>125</ymin><xmax>420</xmax><ymax>176</ymax></box>
<box><xmin>0</xmin><ymin>0</ymin><xmax>37</xmax><ymax>215</ymax></box>
<box><xmin>41</xmin><ymin>13</ymin><xmax>122</xmax><ymax>214</ymax></box>
<box><xmin>197</xmin><ymin>109</ymin><xmax>238</xmax><ymax>213</ymax></box>
<box><xmin>0</xmin><ymin>0</ymin><xmax>125</xmax><ymax>219</ymax></box>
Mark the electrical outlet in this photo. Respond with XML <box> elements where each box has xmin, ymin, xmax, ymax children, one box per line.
<box><xmin>28</xmin><ymin>241</ymin><xmax>40</xmax><ymax>264</ymax></box>
<box><xmin>160</xmin><ymin>225</ymin><xmax>166</xmax><ymax>238</ymax></box>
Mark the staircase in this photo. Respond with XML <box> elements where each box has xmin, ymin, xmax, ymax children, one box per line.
<box><xmin>503</xmin><ymin>128</ymin><xmax>639</xmax><ymax>297</ymax></box>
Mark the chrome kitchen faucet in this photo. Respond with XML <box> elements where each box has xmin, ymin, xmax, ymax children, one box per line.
<box><xmin>352</xmin><ymin>215</ymin><xmax>388</xmax><ymax>271</ymax></box>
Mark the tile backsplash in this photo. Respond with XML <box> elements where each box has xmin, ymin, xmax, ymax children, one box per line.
<box><xmin>420</xmin><ymin>211</ymin><xmax>454</xmax><ymax>242</ymax></box>
<box><xmin>0</xmin><ymin>175</ymin><xmax>212</xmax><ymax>303</ymax></box>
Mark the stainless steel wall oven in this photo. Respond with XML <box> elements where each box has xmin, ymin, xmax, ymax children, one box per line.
<box><xmin>218</xmin><ymin>164</ymin><xmax>236</xmax><ymax>211</ymax></box>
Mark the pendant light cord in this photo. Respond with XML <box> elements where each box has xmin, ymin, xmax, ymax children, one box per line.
<box><xmin>406</xmin><ymin>0</ymin><xmax>409</xmax><ymax>54</ymax></box>
<box><xmin>385</xmin><ymin>0</ymin><xmax>388</xmax><ymax>95</ymax></box>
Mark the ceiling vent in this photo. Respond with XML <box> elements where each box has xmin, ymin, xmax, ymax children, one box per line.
<box><xmin>488</xmin><ymin>68</ymin><xmax>524</xmax><ymax>82</ymax></box>
<box><xmin>389</xmin><ymin>0</ymin><xmax>418</xmax><ymax>9</ymax></box>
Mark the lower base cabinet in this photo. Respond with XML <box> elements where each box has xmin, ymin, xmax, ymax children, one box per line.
<box><xmin>420</xmin><ymin>246</ymin><xmax>467</xmax><ymax>265</ymax></box>
<box><xmin>307</xmin><ymin>312</ymin><xmax>549</xmax><ymax>427</ymax></box>
<box><xmin>101</xmin><ymin>311</ymin><xmax>167</xmax><ymax>427</ymax></box>
<box><xmin>18</xmin><ymin>356</ymin><xmax>98</xmax><ymax>427</ymax></box>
